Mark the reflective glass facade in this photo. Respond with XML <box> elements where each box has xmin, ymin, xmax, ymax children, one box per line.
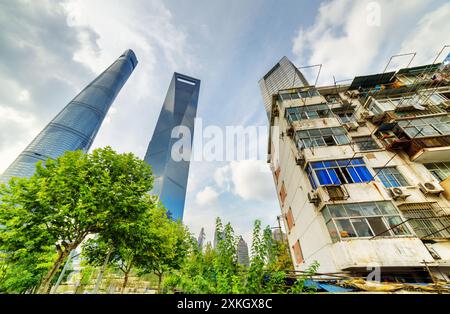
<box><xmin>259</xmin><ymin>56</ymin><xmax>309</xmax><ymax>119</ymax></box>
<box><xmin>144</xmin><ymin>73</ymin><xmax>200</xmax><ymax>221</ymax></box>
<box><xmin>1</xmin><ymin>49</ymin><xmax>138</xmax><ymax>183</ymax></box>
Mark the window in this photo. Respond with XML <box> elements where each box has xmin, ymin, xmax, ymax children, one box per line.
<box><xmin>274</xmin><ymin>167</ymin><xmax>281</xmax><ymax>183</ymax></box>
<box><xmin>325</xmin><ymin>94</ymin><xmax>341</xmax><ymax>104</ymax></box>
<box><xmin>279</xmin><ymin>88</ymin><xmax>320</xmax><ymax>101</ymax></box>
<box><xmin>399</xmin><ymin>203</ymin><xmax>450</xmax><ymax>239</ymax></box>
<box><xmin>279</xmin><ymin>182</ymin><xmax>287</xmax><ymax>206</ymax></box>
<box><xmin>286</xmin><ymin>207</ymin><xmax>294</xmax><ymax>231</ymax></box>
<box><xmin>398</xmin><ymin>115</ymin><xmax>450</xmax><ymax>138</ymax></box>
<box><xmin>425</xmin><ymin>162</ymin><xmax>450</xmax><ymax>182</ymax></box>
<box><xmin>353</xmin><ymin>136</ymin><xmax>379</xmax><ymax>151</ymax></box>
<box><xmin>322</xmin><ymin>202</ymin><xmax>411</xmax><ymax>242</ymax></box>
<box><xmin>306</xmin><ymin>158</ymin><xmax>373</xmax><ymax>187</ymax></box>
<box><xmin>295</xmin><ymin>127</ymin><xmax>350</xmax><ymax>149</ymax></box>
<box><xmin>336</xmin><ymin>111</ymin><xmax>355</xmax><ymax>123</ymax></box>
<box><xmin>286</xmin><ymin>104</ymin><xmax>332</xmax><ymax>122</ymax></box>
<box><xmin>374</xmin><ymin>167</ymin><xmax>409</xmax><ymax>188</ymax></box>
<box><xmin>293</xmin><ymin>240</ymin><xmax>303</xmax><ymax>264</ymax></box>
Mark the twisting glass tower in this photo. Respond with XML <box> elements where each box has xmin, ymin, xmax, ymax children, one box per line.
<box><xmin>144</xmin><ymin>73</ymin><xmax>200</xmax><ymax>221</ymax></box>
<box><xmin>1</xmin><ymin>49</ymin><xmax>138</xmax><ymax>183</ymax></box>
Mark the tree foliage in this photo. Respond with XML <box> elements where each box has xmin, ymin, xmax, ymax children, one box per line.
<box><xmin>0</xmin><ymin>147</ymin><xmax>155</xmax><ymax>293</ymax></box>
<box><xmin>164</xmin><ymin>218</ymin><xmax>319</xmax><ymax>294</ymax></box>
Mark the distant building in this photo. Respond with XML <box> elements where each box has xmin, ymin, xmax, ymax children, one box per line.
<box><xmin>1</xmin><ymin>50</ymin><xmax>138</xmax><ymax>183</ymax></box>
<box><xmin>213</xmin><ymin>229</ymin><xmax>224</xmax><ymax>249</ymax></box>
<box><xmin>197</xmin><ymin>227</ymin><xmax>206</xmax><ymax>250</ymax></box>
<box><xmin>273</xmin><ymin>228</ymin><xmax>286</xmax><ymax>243</ymax></box>
<box><xmin>143</xmin><ymin>73</ymin><xmax>200</xmax><ymax>221</ymax></box>
<box><xmin>262</xmin><ymin>55</ymin><xmax>450</xmax><ymax>282</ymax></box>
<box><xmin>237</xmin><ymin>236</ymin><xmax>250</xmax><ymax>267</ymax></box>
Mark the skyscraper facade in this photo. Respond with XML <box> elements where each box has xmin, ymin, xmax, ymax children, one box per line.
<box><xmin>1</xmin><ymin>49</ymin><xmax>138</xmax><ymax>183</ymax></box>
<box><xmin>259</xmin><ymin>56</ymin><xmax>309</xmax><ymax>120</ymax></box>
<box><xmin>197</xmin><ymin>227</ymin><xmax>206</xmax><ymax>250</ymax></box>
<box><xmin>237</xmin><ymin>236</ymin><xmax>249</xmax><ymax>267</ymax></box>
<box><xmin>144</xmin><ymin>73</ymin><xmax>200</xmax><ymax>221</ymax></box>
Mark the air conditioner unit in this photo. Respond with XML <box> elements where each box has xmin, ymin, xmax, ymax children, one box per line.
<box><xmin>307</xmin><ymin>191</ymin><xmax>321</xmax><ymax>205</ymax></box>
<box><xmin>344</xmin><ymin>121</ymin><xmax>359</xmax><ymax>131</ymax></box>
<box><xmin>379</xmin><ymin>130</ymin><xmax>396</xmax><ymax>139</ymax></box>
<box><xmin>286</xmin><ymin>127</ymin><xmax>295</xmax><ymax>138</ymax></box>
<box><xmin>295</xmin><ymin>153</ymin><xmax>305</xmax><ymax>166</ymax></box>
<box><xmin>389</xmin><ymin>187</ymin><xmax>411</xmax><ymax>200</ymax></box>
<box><xmin>341</xmin><ymin>98</ymin><xmax>352</xmax><ymax>106</ymax></box>
<box><xmin>439</xmin><ymin>99</ymin><xmax>450</xmax><ymax>110</ymax></box>
<box><xmin>325</xmin><ymin>185</ymin><xmax>349</xmax><ymax>201</ymax></box>
<box><xmin>419</xmin><ymin>182</ymin><xmax>444</xmax><ymax>195</ymax></box>
<box><xmin>272</xmin><ymin>107</ymin><xmax>279</xmax><ymax>117</ymax></box>
<box><xmin>361</xmin><ymin>111</ymin><xmax>375</xmax><ymax>120</ymax></box>
<box><xmin>345</xmin><ymin>90</ymin><xmax>359</xmax><ymax>98</ymax></box>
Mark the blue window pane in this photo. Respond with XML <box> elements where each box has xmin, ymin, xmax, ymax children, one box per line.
<box><xmin>328</xmin><ymin>169</ymin><xmax>341</xmax><ymax>184</ymax></box>
<box><xmin>324</xmin><ymin>161</ymin><xmax>337</xmax><ymax>167</ymax></box>
<box><xmin>351</xmin><ymin>158</ymin><xmax>364</xmax><ymax>165</ymax></box>
<box><xmin>347</xmin><ymin>167</ymin><xmax>362</xmax><ymax>183</ymax></box>
<box><xmin>316</xmin><ymin>169</ymin><xmax>332</xmax><ymax>185</ymax></box>
<box><xmin>308</xmin><ymin>173</ymin><xmax>317</xmax><ymax>190</ymax></box>
<box><xmin>311</xmin><ymin>162</ymin><xmax>324</xmax><ymax>169</ymax></box>
<box><xmin>337</xmin><ymin>159</ymin><xmax>350</xmax><ymax>166</ymax></box>
<box><xmin>355</xmin><ymin>166</ymin><xmax>372</xmax><ymax>182</ymax></box>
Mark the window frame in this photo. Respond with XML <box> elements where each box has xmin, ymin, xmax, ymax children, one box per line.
<box><xmin>322</xmin><ymin>202</ymin><xmax>412</xmax><ymax>242</ymax></box>
<box><xmin>352</xmin><ymin>136</ymin><xmax>380</xmax><ymax>151</ymax></box>
<box><xmin>307</xmin><ymin>158</ymin><xmax>373</xmax><ymax>187</ymax></box>
<box><xmin>374</xmin><ymin>166</ymin><xmax>409</xmax><ymax>188</ymax></box>
<box><xmin>295</xmin><ymin>127</ymin><xmax>350</xmax><ymax>149</ymax></box>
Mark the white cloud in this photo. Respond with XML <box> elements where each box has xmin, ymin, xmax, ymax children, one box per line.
<box><xmin>213</xmin><ymin>164</ymin><xmax>231</xmax><ymax>190</ymax></box>
<box><xmin>212</xmin><ymin>160</ymin><xmax>276</xmax><ymax>202</ymax></box>
<box><xmin>398</xmin><ymin>3</ymin><xmax>450</xmax><ymax>65</ymax></box>
<box><xmin>195</xmin><ymin>186</ymin><xmax>219</xmax><ymax>206</ymax></box>
<box><xmin>292</xmin><ymin>0</ymin><xmax>446</xmax><ymax>85</ymax></box>
<box><xmin>60</xmin><ymin>0</ymin><xmax>194</xmax><ymax>158</ymax></box>
<box><xmin>229</xmin><ymin>160</ymin><xmax>275</xmax><ymax>201</ymax></box>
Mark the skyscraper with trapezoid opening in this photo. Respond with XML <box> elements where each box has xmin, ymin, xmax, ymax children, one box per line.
<box><xmin>143</xmin><ymin>73</ymin><xmax>200</xmax><ymax>222</ymax></box>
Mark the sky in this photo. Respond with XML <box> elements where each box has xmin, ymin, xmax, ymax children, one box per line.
<box><xmin>0</xmin><ymin>0</ymin><xmax>449</xmax><ymax>246</ymax></box>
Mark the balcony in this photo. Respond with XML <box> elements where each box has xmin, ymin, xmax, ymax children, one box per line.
<box><xmin>407</xmin><ymin>136</ymin><xmax>450</xmax><ymax>163</ymax></box>
<box><xmin>332</xmin><ymin>237</ymin><xmax>435</xmax><ymax>270</ymax></box>
<box><xmin>312</xmin><ymin>181</ymin><xmax>391</xmax><ymax>209</ymax></box>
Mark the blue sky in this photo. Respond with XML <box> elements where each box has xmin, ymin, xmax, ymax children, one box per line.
<box><xmin>0</xmin><ymin>0</ymin><xmax>449</xmax><ymax>245</ymax></box>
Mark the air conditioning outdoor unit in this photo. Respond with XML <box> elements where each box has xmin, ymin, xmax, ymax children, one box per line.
<box><xmin>325</xmin><ymin>185</ymin><xmax>349</xmax><ymax>201</ymax></box>
<box><xmin>439</xmin><ymin>99</ymin><xmax>450</xmax><ymax>111</ymax></box>
<box><xmin>307</xmin><ymin>191</ymin><xmax>321</xmax><ymax>206</ymax></box>
<box><xmin>361</xmin><ymin>111</ymin><xmax>375</xmax><ymax>120</ymax></box>
<box><xmin>341</xmin><ymin>98</ymin><xmax>352</xmax><ymax>106</ymax></box>
<box><xmin>295</xmin><ymin>154</ymin><xmax>305</xmax><ymax>166</ymax></box>
<box><xmin>357</xmin><ymin>119</ymin><xmax>367</xmax><ymax>126</ymax></box>
<box><xmin>344</xmin><ymin>121</ymin><xmax>359</xmax><ymax>131</ymax></box>
<box><xmin>388</xmin><ymin>187</ymin><xmax>411</xmax><ymax>200</ymax></box>
<box><xmin>286</xmin><ymin>127</ymin><xmax>295</xmax><ymax>138</ymax></box>
<box><xmin>345</xmin><ymin>90</ymin><xmax>359</xmax><ymax>98</ymax></box>
<box><xmin>418</xmin><ymin>182</ymin><xmax>444</xmax><ymax>195</ymax></box>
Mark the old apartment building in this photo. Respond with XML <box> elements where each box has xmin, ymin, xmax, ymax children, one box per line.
<box><xmin>261</xmin><ymin>56</ymin><xmax>450</xmax><ymax>282</ymax></box>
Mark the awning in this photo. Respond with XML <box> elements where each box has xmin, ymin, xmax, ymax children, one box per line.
<box><xmin>348</xmin><ymin>72</ymin><xmax>396</xmax><ymax>90</ymax></box>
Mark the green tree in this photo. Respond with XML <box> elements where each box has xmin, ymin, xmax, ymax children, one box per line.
<box><xmin>83</xmin><ymin>204</ymin><xmax>190</xmax><ymax>293</ymax></box>
<box><xmin>137</xmin><ymin>211</ymin><xmax>190</xmax><ymax>293</ymax></box>
<box><xmin>0</xmin><ymin>146</ymin><xmax>154</xmax><ymax>293</ymax></box>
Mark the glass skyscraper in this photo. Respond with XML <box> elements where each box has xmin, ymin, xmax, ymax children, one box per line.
<box><xmin>144</xmin><ymin>73</ymin><xmax>200</xmax><ymax>221</ymax></box>
<box><xmin>259</xmin><ymin>56</ymin><xmax>308</xmax><ymax>120</ymax></box>
<box><xmin>1</xmin><ymin>49</ymin><xmax>138</xmax><ymax>183</ymax></box>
